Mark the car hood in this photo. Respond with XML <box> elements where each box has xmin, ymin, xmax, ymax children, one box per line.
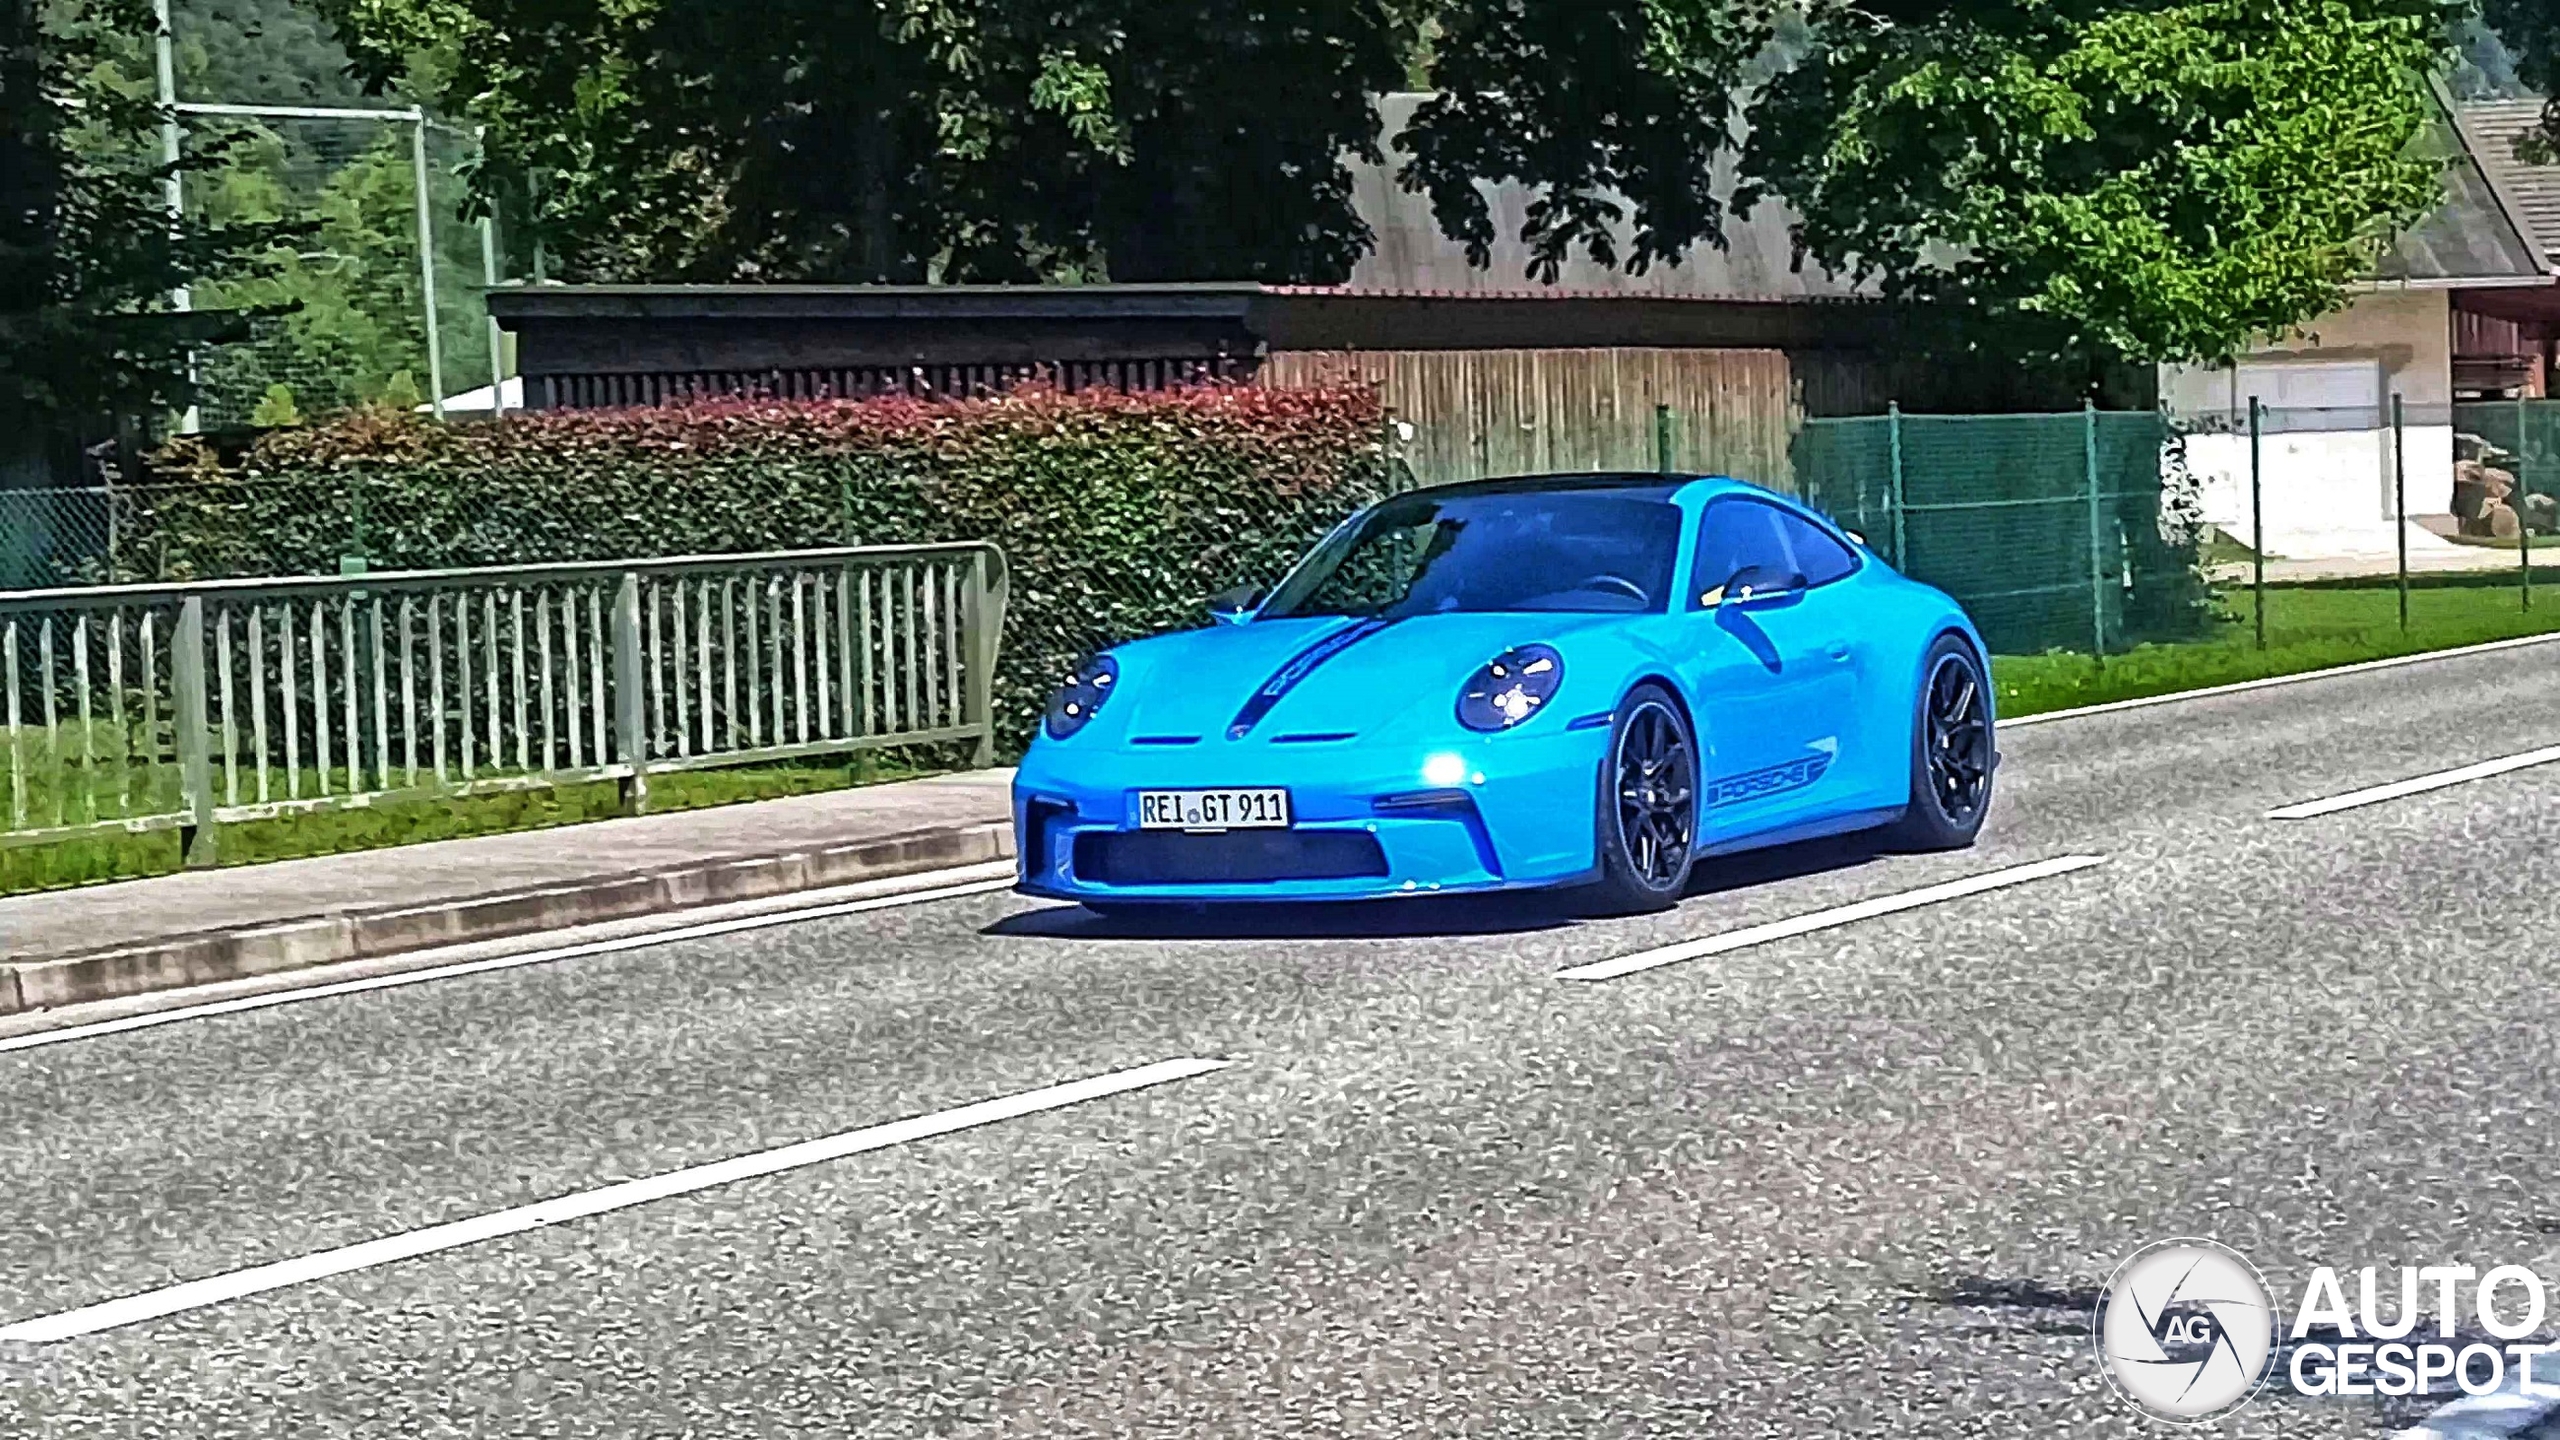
<box><xmin>1107</xmin><ymin>612</ymin><xmax>1632</xmax><ymax>741</ymax></box>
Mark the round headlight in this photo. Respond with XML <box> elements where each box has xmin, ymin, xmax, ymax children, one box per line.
<box><xmin>1456</xmin><ymin>644</ymin><xmax>1564</xmax><ymax>732</ymax></box>
<box><xmin>1044</xmin><ymin>654</ymin><xmax>1120</xmax><ymax>740</ymax></box>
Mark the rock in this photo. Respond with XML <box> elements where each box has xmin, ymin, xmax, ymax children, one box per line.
<box><xmin>2454</xmin><ymin>476</ymin><xmax>2493</xmax><ymax>522</ymax></box>
<box><xmin>2490</xmin><ymin>502</ymin><xmax>2523</xmax><ymax>540</ymax></box>
<box><xmin>2483</xmin><ymin>467</ymin><xmax>2518</xmax><ymax>499</ymax></box>
<box><xmin>2526</xmin><ymin>492</ymin><xmax>2560</xmax><ymax>536</ymax></box>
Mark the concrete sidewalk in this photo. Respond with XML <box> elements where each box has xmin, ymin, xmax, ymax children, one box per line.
<box><xmin>0</xmin><ymin>769</ymin><xmax>1016</xmax><ymax>1017</ymax></box>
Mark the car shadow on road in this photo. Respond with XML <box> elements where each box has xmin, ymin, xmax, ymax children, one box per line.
<box><xmin>982</xmin><ymin>831</ymin><xmax>1897</xmax><ymax>942</ymax></box>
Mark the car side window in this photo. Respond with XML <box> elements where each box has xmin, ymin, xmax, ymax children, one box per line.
<box><xmin>1774</xmin><ymin>510</ymin><xmax>1860</xmax><ymax>587</ymax></box>
<box><xmin>1689</xmin><ymin>500</ymin><xmax>1791</xmax><ymax>609</ymax></box>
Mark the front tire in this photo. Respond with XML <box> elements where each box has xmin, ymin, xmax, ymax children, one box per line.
<box><xmin>1887</xmin><ymin>634</ymin><xmax>1995</xmax><ymax>850</ymax></box>
<box><xmin>1581</xmin><ymin>683</ymin><xmax>1699</xmax><ymax>915</ymax></box>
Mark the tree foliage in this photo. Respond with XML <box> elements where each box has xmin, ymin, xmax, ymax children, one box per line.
<box><xmin>1</xmin><ymin>0</ymin><xmax>289</xmax><ymax>443</ymax></box>
<box><xmin>313</xmin><ymin>0</ymin><xmax>1418</xmax><ymax>285</ymax></box>
<box><xmin>1404</xmin><ymin>0</ymin><xmax>2460</xmax><ymax>368</ymax></box>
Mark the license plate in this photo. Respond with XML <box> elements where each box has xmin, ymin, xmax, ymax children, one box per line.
<box><xmin>1136</xmin><ymin>787</ymin><xmax>1292</xmax><ymax>831</ymax></box>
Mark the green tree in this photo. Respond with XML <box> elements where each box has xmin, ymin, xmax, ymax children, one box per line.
<box><xmin>1400</xmin><ymin>0</ymin><xmax>2457</xmax><ymax>369</ymax></box>
<box><xmin>1</xmin><ymin>0</ymin><xmax>289</xmax><ymax>481</ymax></box>
<box><xmin>314</xmin><ymin>0</ymin><xmax>1419</xmax><ymax>285</ymax></box>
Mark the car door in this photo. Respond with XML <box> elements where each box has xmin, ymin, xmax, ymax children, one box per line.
<box><xmin>1680</xmin><ymin>497</ymin><xmax>1864</xmax><ymax>839</ymax></box>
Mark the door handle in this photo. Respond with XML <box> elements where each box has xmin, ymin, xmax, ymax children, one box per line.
<box><xmin>1825</xmin><ymin>642</ymin><xmax>1851</xmax><ymax>662</ymax></box>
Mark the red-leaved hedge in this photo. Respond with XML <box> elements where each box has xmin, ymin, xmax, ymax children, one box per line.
<box><xmin>135</xmin><ymin>383</ymin><xmax>1394</xmax><ymax>750</ymax></box>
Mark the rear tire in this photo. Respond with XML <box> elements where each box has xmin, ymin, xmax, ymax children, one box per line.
<box><xmin>1579</xmin><ymin>683</ymin><xmax>1699</xmax><ymax>915</ymax></box>
<box><xmin>1886</xmin><ymin>634</ymin><xmax>1995</xmax><ymax>850</ymax></box>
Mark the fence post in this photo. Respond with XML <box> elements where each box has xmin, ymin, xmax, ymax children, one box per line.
<box><xmin>409</xmin><ymin>113</ymin><xmax>447</xmax><ymax>422</ymax></box>
<box><xmin>962</xmin><ymin>548</ymin><xmax>994</xmax><ymax>768</ymax></box>
<box><xmin>2392</xmin><ymin>393</ymin><xmax>2409</xmax><ymax>632</ymax></box>
<box><xmin>611</xmin><ymin>570</ymin><xmax>650</xmax><ymax>814</ymax></box>
<box><xmin>1655</xmin><ymin>404</ymin><xmax>1673</xmax><ymax>476</ymax></box>
<box><xmin>2249</xmin><ymin>397</ymin><xmax>2266</xmax><ymax>649</ymax></box>
<box><xmin>2084</xmin><ymin>399</ymin><xmax>2106</xmax><ymax>657</ymax></box>
<box><xmin>173</xmin><ymin>595</ymin><xmax>217</xmax><ymax>867</ymax></box>
<box><xmin>2520</xmin><ymin>395</ymin><xmax>2534</xmax><ymax>612</ymax></box>
<box><xmin>1886</xmin><ymin>402</ymin><xmax>1908</xmax><ymax>570</ymax></box>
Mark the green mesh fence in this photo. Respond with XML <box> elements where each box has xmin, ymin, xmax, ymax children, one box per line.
<box><xmin>1787</xmin><ymin>408</ymin><xmax>2212</xmax><ymax>656</ymax></box>
<box><xmin>2452</xmin><ymin>400</ymin><xmax>2560</xmax><ymax>541</ymax></box>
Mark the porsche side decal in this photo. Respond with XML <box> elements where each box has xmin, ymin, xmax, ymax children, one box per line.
<box><xmin>1707</xmin><ymin>751</ymin><xmax>1833</xmax><ymax>808</ymax></box>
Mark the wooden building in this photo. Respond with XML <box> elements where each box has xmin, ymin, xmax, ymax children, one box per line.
<box><xmin>485</xmin><ymin>95</ymin><xmax>2140</xmax><ymax>487</ymax></box>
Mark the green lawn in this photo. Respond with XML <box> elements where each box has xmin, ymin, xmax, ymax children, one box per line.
<box><xmin>1995</xmin><ymin>569</ymin><xmax>2560</xmax><ymax>717</ymax></box>
<box><xmin>0</xmin><ymin>750</ymin><xmax>947</xmax><ymax>896</ymax></box>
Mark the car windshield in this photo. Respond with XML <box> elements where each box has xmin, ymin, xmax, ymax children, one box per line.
<box><xmin>1259</xmin><ymin>487</ymin><xmax>1683</xmax><ymax>619</ymax></box>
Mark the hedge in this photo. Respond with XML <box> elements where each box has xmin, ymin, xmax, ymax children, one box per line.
<box><xmin>133</xmin><ymin>384</ymin><xmax>1395</xmax><ymax>751</ymax></box>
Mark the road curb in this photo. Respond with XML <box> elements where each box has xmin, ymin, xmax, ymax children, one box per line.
<box><xmin>0</xmin><ymin>820</ymin><xmax>1014</xmax><ymax>1018</ymax></box>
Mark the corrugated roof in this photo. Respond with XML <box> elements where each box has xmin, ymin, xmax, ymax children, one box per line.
<box><xmin>2458</xmin><ymin>97</ymin><xmax>2560</xmax><ymax>260</ymax></box>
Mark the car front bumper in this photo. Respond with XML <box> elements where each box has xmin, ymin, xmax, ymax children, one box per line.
<box><xmin>1011</xmin><ymin>727</ymin><xmax>1610</xmax><ymax>904</ymax></box>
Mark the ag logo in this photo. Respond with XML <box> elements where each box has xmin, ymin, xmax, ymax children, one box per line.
<box><xmin>2094</xmin><ymin>1239</ymin><xmax>2280</xmax><ymax>1423</ymax></box>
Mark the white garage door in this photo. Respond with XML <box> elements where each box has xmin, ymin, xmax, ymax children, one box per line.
<box><xmin>2230</xmin><ymin>358</ymin><xmax>2384</xmax><ymax>416</ymax></box>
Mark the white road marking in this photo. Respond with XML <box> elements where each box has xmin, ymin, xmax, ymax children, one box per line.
<box><xmin>1557</xmin><ymin>854</ymin><xmax>2108</xmax><ymax>982</ymax></box>
<box><xmin>0</xmin><ymin>1055</ymin><xmax>1230</xmax><ymax>1345</ymax></box>
<box><xmin>2264</xmin><ymin>744</ymin><xmax>2560</xmax><ymax>820</ymax></box>
<box><xmin>0</xmin><ymin>864</ymin><xmax>1018</xmax><ymax>1055</ymax></box>
<box><xmin>2001</xmin><ymin>630</ymin><xmax>2560</xmax><ymax>728</ymax></box>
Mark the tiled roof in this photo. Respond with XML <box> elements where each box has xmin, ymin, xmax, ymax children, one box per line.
<box><xmin>2458</xmin><ymin>97</ymin><xmax>2560</xmax><ymax>260</ymax></box>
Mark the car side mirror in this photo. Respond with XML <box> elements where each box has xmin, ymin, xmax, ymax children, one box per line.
<box><xmin>1206</xmin><ymin>584</ymin><xmax>1263</xmax><ymax>625</ymax></box>
<box><xmin>1712</xmin><ymin>563</ymin><xmax>1808</xmax><ymax>609</ymax></box>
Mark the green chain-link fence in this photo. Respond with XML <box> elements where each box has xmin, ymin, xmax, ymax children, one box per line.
<box><xmin>2452</xmin><ymin>399</ymin><xmax>2560</xmax><ymax>539</ymax></box>
<box><xmin>1783</xmin><ymin>406</ymin><xmax>2213</xmax><ymax>656</ymax></box>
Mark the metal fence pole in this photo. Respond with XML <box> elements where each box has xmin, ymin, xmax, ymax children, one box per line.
<box><xmin>2520</xmin><ymin>395</ymin><xmax>2534</xmax><ymax>612</ymax></box>
<box><xmin>2392</xmin><ymin>393</ymin><xmax>2408</xmax><ymax>632</ymax></box>
<box><xmin>410</xmin><ymin>116</ymin><xmax>448</xmax><ymax>421</ymax></box>
<box><xmin>962</xmin><ymin>550</ymin><xmax>993</xmax><ymax>768</ymax></box>
<box><xmin>1887</xmin><ymin>402</ymin><xmax>1908</xmax><ymax>570</ymax></box>
<box><xmin>611</xmin><ymin>570</ymin><xmax>648</xmax><ymax>814</ymax></box>
<box><xmin>2249</xmin><ymin>396</ymin><xmax>2266</xmax><ymax>649</ymax></box>
<box><xmin>1654</xmin><ymin>404</ymin><xmax>1673</xmax><ymax>475</ymax></box>
<box><xmin>173</xmin><ymin>595</ymin><xmax>217</xmax><ymax>866</ymax></box>
<box><xmin>2084</xmin><ymin>399</ymin><xmax>2106</xmax><ymax>657</ymax></box>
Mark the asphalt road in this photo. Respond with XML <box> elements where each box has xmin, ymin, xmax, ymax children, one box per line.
<box><xmin>4</xmin><ymin>644</ymin><xmax>2559</xmax><ymax>1437</ymax></box>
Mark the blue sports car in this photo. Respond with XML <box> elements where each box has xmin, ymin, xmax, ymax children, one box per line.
<box><xmin>1013</xmin><ymin>472</ymin><xmax>1997</xmax><ymax>915</ymax></box>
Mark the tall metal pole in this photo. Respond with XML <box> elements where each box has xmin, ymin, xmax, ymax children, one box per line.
<box><xmin>2084</xmin><ymin>399</ymin><xmax>2106</xmax><ymax>657</ymax></box>
<box><xmin>2520</xmin><ymin>395</ymin><xmax>2534</xmax><ymax>613</ymax></box>
<box><xmin>153</xmin><ymin>0</ymin><xmax>199</xmax><ymax>435</ymax></box>
<box><xmin>1887</xmin><ymin>402</ymin><xmax>1908</xmax><ymax>570</ymax></box>
<box><xmin>409</xmin><ymin>117</ymin><xmax>447</xmax><ymax>421</ymax></box>
<box><xmin>2392</xmin><ymin>393</ymin><xmax>2409</xmax><ymax>632</ymax></box>
<box><xmin>480</xmin><ymin>215</ymin><xmax>505</xmax><ymax>413</ymax></box>
<box><xmin>2249</xmin><ymin>397</ymin><xmax>2266</xmax><ymax>649</ymax></box>
<box><xmin>476</xmin><ymin>127</ymin><xmax>507</xmax><ymax>414</ymax></box>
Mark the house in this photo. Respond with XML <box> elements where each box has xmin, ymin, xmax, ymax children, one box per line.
<box><xmin>487</xmin><ymin>95</ymin><xmax>2126</xmax><ymax>491</ymax></box>
<box><xmin>2160</xmin><ymin>82</ymin><xmax>2558</xmax><ymax>562</ymax></box>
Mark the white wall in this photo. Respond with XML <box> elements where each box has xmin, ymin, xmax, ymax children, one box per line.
<box><xmin>2162</xmin><ymin>288</ymin><xmax>2456</xmax><ymax>558</ymax></box>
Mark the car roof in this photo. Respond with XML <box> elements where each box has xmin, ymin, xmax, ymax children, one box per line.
<box><xmin>1398</xmin><ymin>472</ymin><xmax>1771</xmax><ymax>505</ymax></box>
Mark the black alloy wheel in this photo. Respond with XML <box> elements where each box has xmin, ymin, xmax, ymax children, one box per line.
<box><xmin>1585</xmin><ymin>683</ymin><xmax>1698</xmax><ymax>914</ymax></box>
<box><xmin>1888</xmin><ymin>635</ymin><xmax>1995</xmax><ymax>849</ymax></box>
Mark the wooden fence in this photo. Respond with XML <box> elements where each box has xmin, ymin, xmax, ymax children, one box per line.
<box><xmin>1262</xmin><ymin>347</ymin><xmax>1797</xmax><ymax>491</ymax></box>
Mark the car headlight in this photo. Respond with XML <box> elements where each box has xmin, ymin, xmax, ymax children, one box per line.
<box><xmin>1044</xmin><ymin>654</ymin><xmax>1120</xmax><ymax>740</ymax></box>
<box><xmin>1455</xmin><ymin>644</ymin><xmax>1563</xmax><ymax>732</ymax></box>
